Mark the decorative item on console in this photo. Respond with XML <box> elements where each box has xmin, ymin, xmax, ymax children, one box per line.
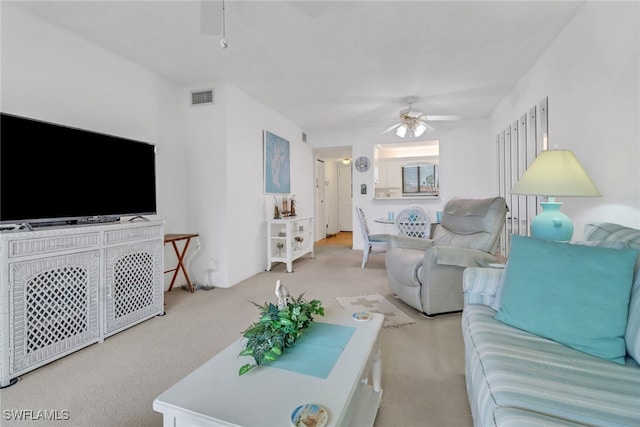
<box><xmin>273</xmin><ymin>194</ymin><xmax>297</xmax><ymax>219</ymax></box>
<box><xmin>238</xmin><ymin>280</ymin><xmax>324</xmax><ymax>376</ymax></box>
<box><xmin>290</xmin><ymin>195</ymin><xmax>296</xmax><ymax>217</ymax></box>
<box><xmin>273</xmin><ymin>199</ymin><xmax>281</xmax><ymax>219</ymax></box>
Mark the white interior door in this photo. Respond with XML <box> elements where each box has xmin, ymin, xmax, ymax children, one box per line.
<box><xmin>315</xmin><ymin>159</ymin><xmax>327</xmax><ymax>240</ymax></box>
<box><xmin>337</xmin><ymin>164</ymin><xmax>352</xmax><ymax>231</ymax></box>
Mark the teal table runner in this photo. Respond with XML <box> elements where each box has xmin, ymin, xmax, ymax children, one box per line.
<box><xmin>267</xmin><ymin>322</ymin><xmax>356</xmax><ymax>378</ymax></box>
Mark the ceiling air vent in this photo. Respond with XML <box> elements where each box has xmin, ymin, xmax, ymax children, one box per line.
<box><xmin>191</xmin><ymin>89</ymin><xmax>214</xmax><ymax>106</ymax></box>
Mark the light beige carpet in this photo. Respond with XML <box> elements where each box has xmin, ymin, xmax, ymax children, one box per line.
<box><xmin>0</xmin><ymin>246</ymin><xmax>471</xmax><ymax>427</ymax></box>
<box><xmin>336</xmin><ymin>293</ymin><xmax>416</xmax><ymax>329</ymax></box>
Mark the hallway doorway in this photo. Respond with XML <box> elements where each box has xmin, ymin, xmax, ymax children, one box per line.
<box><xmin>315</xmin><ymin>158</ymin><xmax>327</xmax><ymax>241</ymax></box>
<box><xmin>337</xmin><ymin>163</ymin><xmax>352</xmax><ymax>232</ymax></box>
<box><xmin>313</xmin><ymin>146</ymin><xmax>353</xmax><ymax>244</ymax></box>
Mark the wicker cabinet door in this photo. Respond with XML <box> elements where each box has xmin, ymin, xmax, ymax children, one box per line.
<box><xmin>8</xmin><ymin>250</ymin><xmax>100</xmax><ymax>375</ymax></box>
<box><xmin>103</xmin><ymin>239</ymin><xmax>163</xmax><ymax>336</ymax></box>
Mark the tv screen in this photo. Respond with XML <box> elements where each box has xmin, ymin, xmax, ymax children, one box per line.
<box><xmin>1</xmin><ymin>112</ymin><xmax>157</xmax><ymax>226</ymax></box>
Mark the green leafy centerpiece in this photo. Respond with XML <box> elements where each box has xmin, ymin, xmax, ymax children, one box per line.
<box><xmin>238</xmin><ymin>280</ymin><xmax>324</xmax><ymax>376</ymax></box>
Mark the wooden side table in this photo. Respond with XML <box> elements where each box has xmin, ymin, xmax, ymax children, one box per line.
<box><xmin>164</xmin><ymin>233</ymin><xmax>199</xmax><ymax>293</ymax></box>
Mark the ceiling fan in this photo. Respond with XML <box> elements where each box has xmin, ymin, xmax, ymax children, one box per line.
<box><xmin>384</xmin><ymin>97</ymin><xmax>461</xmax><ymax>138</ymax></box>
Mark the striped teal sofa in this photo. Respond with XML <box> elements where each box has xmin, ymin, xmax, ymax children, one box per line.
<box><xmin>462</xmin><ymin>223</ymin><xmax>640</xmax><ymax>426</ymax></box>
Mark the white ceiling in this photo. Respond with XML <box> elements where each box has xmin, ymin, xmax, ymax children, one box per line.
<box><xmin>9</xmin><ymin>1</ymin><xmax>583</xmax><ymax>135</ymax></box>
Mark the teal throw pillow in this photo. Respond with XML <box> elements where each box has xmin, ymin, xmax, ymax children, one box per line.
<box><xmin>495</xmin><ymin>234</ymin><xmax>638</xmax><ymax>364</ymax></box>
<box><xmin>490</xmin><ymin>239</ymin><xmax>629</xmax><ymax>312</ymax></box>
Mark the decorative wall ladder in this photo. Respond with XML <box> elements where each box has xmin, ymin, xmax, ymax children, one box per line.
<box><xmin>496</xmin><ymin>96</ymin><xmax>548</xmax><ymax>256</ymax></box>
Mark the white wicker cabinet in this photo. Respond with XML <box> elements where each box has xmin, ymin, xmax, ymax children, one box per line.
<box><xmin>0</xmin><ymin>221</ymin><xmax>164</xmax><ymax>387</ymax></box>
<box><xmin>103</xmin><ymin>226</ymin><xmax>164</xmax><ymax>336</ymax></box>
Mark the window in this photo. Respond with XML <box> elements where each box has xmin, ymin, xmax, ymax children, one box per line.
<box><xmin>402</xmin><ymin>163</ymin><xmax>439</xmax><ymax>195</ymax></box>
<box><xmin>373</xmin><ymin>140</ymin><xmax>440</xmax><ymax>199</ymax></box>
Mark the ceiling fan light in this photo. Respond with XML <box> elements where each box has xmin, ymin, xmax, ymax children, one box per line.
<box><xmin>414</xmin><ymin>123</ymin><xmax>427</xmax><ymax>137</ymax></box>
<box><xmin>396</xmin><ymin>125</ymin><xmax>407</xmax><ymax>138</ymax></box>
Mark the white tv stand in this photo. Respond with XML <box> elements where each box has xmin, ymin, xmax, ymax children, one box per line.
<box><xmin>0</xmin><ymin>220</ymin><xmax>164</xmax><ymax>387</ymax></box>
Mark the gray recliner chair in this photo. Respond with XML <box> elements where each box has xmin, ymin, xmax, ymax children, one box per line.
<box><xmin>385</xmin><ymin>197</ymin><xmax>508</xmax><ymax>317</ymax></box>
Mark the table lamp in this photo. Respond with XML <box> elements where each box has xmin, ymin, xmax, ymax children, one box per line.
<box><xmin>510</xmin><ymin>148</ymin><xmax>600</xmax><ymax>241</ymax></box>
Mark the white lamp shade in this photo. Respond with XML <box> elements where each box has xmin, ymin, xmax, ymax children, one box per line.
<box><xmin>396</xmin><ymin>125</ymin><xmax>407</xmax><ymax>138</ymax></box>
<box><xmin>511</xmin><ymin>150</ymin><xmax>601</xmax><ymax>197</ymax></box>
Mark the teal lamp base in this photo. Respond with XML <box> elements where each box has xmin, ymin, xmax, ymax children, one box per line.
<box><xmin>530</xmin><ymin>200</ymin><xmax>573</xmax><ymax>241</ymax></box>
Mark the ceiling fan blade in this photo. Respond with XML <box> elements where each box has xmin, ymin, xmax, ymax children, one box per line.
<box><xmin>423</xmin><ymin>115</ymin><xmax>462</xmax><ymax>121</ymax></box>
<box><xmin>423</xmin><ymin>122</ymin><xmax>435</xmax><ymax>133</ymax></box>
<box><xmin>383</xmin><ymin>123</ymin><xmax>402</xmax><ymax>134</ymax></box>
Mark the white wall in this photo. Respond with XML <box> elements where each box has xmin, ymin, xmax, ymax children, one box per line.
<box><xmin>180</xmin><ymin>82</ymin><xmax>227</xmax><ymax>288</ymax></box>
<box><xmin>218</xmin><ymin>83</ymin><xmax>313</xmax><ymax>287</ymax></box>
<box><xmin>2</xmin><ymin>4</ymin><xmax>315</xmax><ymax>289</ymax></box>
<box><xmin>1</xmin><ymin>3</ymin><xmax>188</xmax><ymax>291</ymax></box>
<box><xmin>491</xmin><ymin>1</ymin><xmax>640</xmax><ymax>240</ymax></box>
<box><xmin>179</xmin><ymin>81</ymin><xmax>313</xmax><ymax>288</ymax></box>
<box><xmin>309</xmin><ymin>118</ymin><xmax>494</xmax><ymax>249</ymax></box>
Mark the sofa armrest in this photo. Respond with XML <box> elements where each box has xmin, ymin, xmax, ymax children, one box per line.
<box><xmin>387</xmin><ymin>234</ymin><xmax>435</xmax><ymax>251</ymax></box>
<box><xmin>463</xmin><ymin>267</ymin><xmax>505</xmax><ymax>308</ymax></box>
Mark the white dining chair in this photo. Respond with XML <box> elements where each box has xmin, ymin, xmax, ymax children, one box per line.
<box><xmin>356</xmin><ymin>206</ymin><xmax>390</xmax><ymax>268</ymax></box>
<box><xmin>395</xmin><ymin>205</ymin><xmax>431</xmax><ymax>238</ymax></box>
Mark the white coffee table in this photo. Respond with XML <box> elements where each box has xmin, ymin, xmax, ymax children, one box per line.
<box><xmin>153</xmin><ymin>309</ymin><xmax>384</xmax><ymax>427</ymax></box>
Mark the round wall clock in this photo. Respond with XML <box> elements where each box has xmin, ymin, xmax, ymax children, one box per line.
<box><xmin>355</xmin><ymin>156</ymin><xmax>370</xmax><ymax>172</ymax></box>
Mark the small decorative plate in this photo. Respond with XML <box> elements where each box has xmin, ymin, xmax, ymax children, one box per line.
<box><xmin>352</xmin><ymin>311</ymin><xmax>372</xmax><ymax>321</ymax></box>
<box><xmin>291</xmin><ymin>403</ymin><xmax>328</xmax><ymax>427</ymax></box>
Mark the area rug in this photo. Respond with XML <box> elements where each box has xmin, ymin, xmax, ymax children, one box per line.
<box><xmin>336</xmin><ymin>293</ymin><xmax>416</xmax><ymax>329</ymax></box>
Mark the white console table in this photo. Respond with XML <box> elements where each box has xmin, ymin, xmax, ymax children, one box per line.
<box><xmin>267</xmin><ymin>216</ymin><xmax>314</xmax><ymax>272</ymax></box>
<box><xmin>0</xmin><ymin>220</ymin><xmax>164</xmax><ymax>387</ymax></box>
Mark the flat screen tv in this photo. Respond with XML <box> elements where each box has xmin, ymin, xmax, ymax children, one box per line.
<box><xmin>1</xmin><ymin>112</ymin><xmax>157</xmax><ymax>227</ymax></box>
